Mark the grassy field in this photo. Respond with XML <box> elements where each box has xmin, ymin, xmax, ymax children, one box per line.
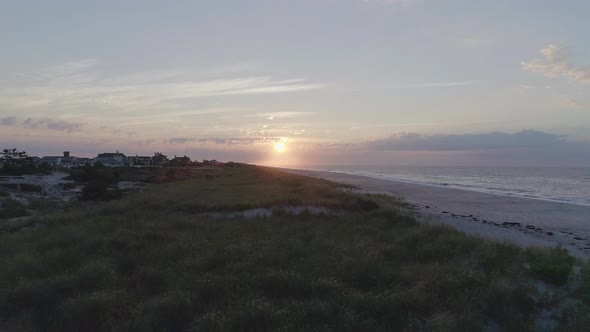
<box><xmin>0</xmin><ymin>166</ymin><xmax>589</xmax><ymax>331</ymax></box>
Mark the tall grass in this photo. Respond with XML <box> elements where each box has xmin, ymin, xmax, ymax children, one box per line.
<box><xmin>0</xmin><ymin>166</ymin><xmax>587</xmax><ymax>331</ymax></box>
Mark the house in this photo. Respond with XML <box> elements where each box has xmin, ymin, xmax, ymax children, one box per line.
<box><xmin>129</xmin><ymin>155</ymin><xmax>153</xmax><ymax>167</ymax></box>
<box><xmin>170</xmin><ymin>155</ymin><xmax>191</xmax><ymax>166</ymax></box>
<box><xmin>38</xmin><ymin>151</ymin><xmax>76</xmax><ymax>168</ymax></box>
<box><xmin>152</xmin><ymin>152</ymin><xmax>169</xmax><ymax>166</ymax></box>
<box><xmin>75</xmin><ymin>158</ymin><xmax>92</xmax><ymax>166</ymax></box>
<box><xmin>94</xmin><ymin>151</ymin><xmax>128</xmax><ymax>167</ymax></box>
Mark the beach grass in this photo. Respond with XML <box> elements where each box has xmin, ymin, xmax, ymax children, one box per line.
<box><xmin>0</xmin><ymin>197</ymin><xmax>29</xmax><ymax>219</ymax></box>
<box><xmin>0</xmin><ymin>165</ymin><xmax>588</xmax><ymax>331</ymax></box>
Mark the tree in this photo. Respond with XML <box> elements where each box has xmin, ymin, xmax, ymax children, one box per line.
<box><xmin>0</xmin><ymin>148</ymin><xmax>33</xmax><ymax>169</ymax></box>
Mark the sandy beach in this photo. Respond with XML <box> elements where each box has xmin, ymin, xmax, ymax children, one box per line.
<box><xmin>285</xmin><ymin>168</ymin><xmax>590</xmax><ymax>259</ymax></box>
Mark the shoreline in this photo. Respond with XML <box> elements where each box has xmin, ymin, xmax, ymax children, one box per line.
<box><xmin>302</xmin><ymin>168</ymin><xmax>590</xmax><ymax>208</ymax></box>
<box><xmin>282</xmin><ymin>168</ymin><xmax>590</xmax><ymax>259</ymax></box>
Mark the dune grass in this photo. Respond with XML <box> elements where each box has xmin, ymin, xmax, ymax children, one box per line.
<box><xmin>0</xmin><ymin>197</ymin><xmax>29</xmax><ymax>219</ymax></box>
<box><xmin>0</xmin><ymin>165</ymin><xmax>588</xmax><ymax>331</ymax></box>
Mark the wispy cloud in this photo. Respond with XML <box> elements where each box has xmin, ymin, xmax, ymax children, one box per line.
<box><xmin>361</xmin><ymin>0</ymin><xmax>415</xmax><ymax>6</ymax></box>
<box><xmin>1</xmin><ymin>115</ymin><xmax>85</xmax><ymax>133</ymax></box>
<box><xmin>166</xmin><ymin>137</ymin><xmax>279</xmax><ymax>145</ymax></box>
<box><xmin>511</xmin><ymin>84</ymin><xmax>551</xmax><ymax>93</ymax></box>
<box><xmin>560</xmin><ymin>96</ymin><xmax>585</xmax><ymax>110</ymax></box>
<box><xmin>254</xmin><ymin>112</ymin><xmax>315</xmax><ymax>120</ymax></box>
<box><xmin>0</xmin><ymin>60</ymin><xmax>323</xmax><ymax>113</ymax></box>
<box><xmin>39</xmin><ymin>58</ymin><xmax>98</xmax><ymax>79</ymax></box>
<box><xmin>522</xmin><ymin>45</ymin><xmax>590</xmax><ymax>83</ymax></box>
<box><xmin>461</xmin><ymin>36</ymin><xmax>494</xmax><ymax>48</ymax></box>
<box><xmin>395</xmin><ymin>81</ymin><xmax>476</xmax><ymax>88</ymax></box>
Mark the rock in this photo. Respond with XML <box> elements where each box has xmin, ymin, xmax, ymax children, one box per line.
<box><xmin>472</xmin><ymin>217</ymin><xmax>479</xmax><ymax>221</ymax></box>
<box><xmin>502</xmin><ymin>222</ymin><xmax>521</xmax><ymax>227</ymax></box>
<box><xmin>526</xmin><ymin>225</ymin><xmax>536</xmax><ymax>230</ymax></box>
<box><xmin>425</xmin><ymin>205</ymin><xmax>430</xmax><ymax>209</ymax></box>
<box><xmin>546</xmin><ymin>232</ymin><xmax>554</xmax><ymax>236</ymax></box>
<box><xmin>574</xmin><ymin>237</ymin><xmax>584</xmax><ymax>241</ymax></box>
<box><xmin>442</xmin><ymin>211</ymin><xmax>450</xmax><ymax>214</ymax></box>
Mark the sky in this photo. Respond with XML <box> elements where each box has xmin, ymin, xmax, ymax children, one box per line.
<box><xmin>1</xmin><ymin>0</ymin><xmax>589</xmax><ymax>166</ymax></box>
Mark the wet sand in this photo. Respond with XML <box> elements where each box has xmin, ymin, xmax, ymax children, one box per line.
<box><xmin>284</xmin><ymin>168</ymin><xmax>590</xmax><ymax>259</ymax></box>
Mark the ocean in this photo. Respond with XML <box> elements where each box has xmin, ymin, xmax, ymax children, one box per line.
<box><xmin>311</xmin><ymin>166</ymin><xmax>590</xmax><ymax>207</ymax></box>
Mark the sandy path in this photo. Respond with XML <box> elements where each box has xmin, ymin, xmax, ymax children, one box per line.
<box><xmin>283</xmin><ymin>168</ymin><xmax>590</xmax><ymax>259</ymax></box>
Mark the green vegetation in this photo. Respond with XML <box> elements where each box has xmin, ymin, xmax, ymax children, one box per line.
<box><xmin>0</xmin><ymin>166</ymin><xmax>588</xmax><ymax>331</ymax></box>
<box><xmin>526</xmin><ymin>247</ymin><xmax>575</xmax><ymax>285</ymax></box>
<box><xmin>0</xmin><ymin>198</ymin><xmax>29</xmax><ymax>219</ymax></box>
<box><xmin>0</xmin><ymin>148</ymin><xmax>48</xmax><ymax>176</ymax></box>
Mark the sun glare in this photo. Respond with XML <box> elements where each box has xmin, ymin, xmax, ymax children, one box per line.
<box><xmin>274</xmin><ymin>142</ymin><xmax>286</xmax><ymax>153</ymax></box>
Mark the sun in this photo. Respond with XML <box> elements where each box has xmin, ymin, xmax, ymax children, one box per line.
<box><xmin>274</xmin><ymin>142</ymin><xmax>286</xmax><ymax>153</ymax></box>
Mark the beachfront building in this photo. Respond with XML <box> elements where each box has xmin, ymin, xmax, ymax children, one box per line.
<box><xmin>152</xmin><ymin>152</ymin><xmax>169</xmax><ymax>166</ymax></box>
<box><xmin>75</xmin><ymin>158</ymin><xmax>92</xmax><ymax>166</ymax></box>
<box><xmin>94</xmin><ymin>151</ymin><xmax>128</xmax><ymax>167</ymax></box>
<box><xmin>38</xmin><ymin>151</ymin><xmax>77</xmax><ymax>168</ymax></box>
<box><xmin>170</xmin><ymin>155</ymin><xmax>191</xmax><ymax>166</ymax></box>
<box><xmin>129</xmin><ymin>155</ymin><xmax>153</xmax><ymax>167</ymax></box>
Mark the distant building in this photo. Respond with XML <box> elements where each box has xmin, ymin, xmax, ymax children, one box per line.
<box><xmin>202</xmin><ymin>159</ymin><xmax>221</xmax><ymax>166</ymax></box>
<box><xmin>38</xmin><ymin>151</ymin><xmax>77</xmax><ymax>168</ymax></box>
<box><xmin>75</xmin><ymin>158</ymin><xmax>92</xmax><ymax>166</ymax></box>
<box><xmin>152</xmin><ymin>152</ymin><xmax>169</xmax><ymax>166</ymax></box>
<box><xmin>170</xmin><ymin>155</ymin><xmax>191</xmax><ymax>166</ymax></box>
<box><xmin>129</xmin><ymin>155</ymin><xmax>153</xmax><ymax>167</ymax></box>
<box><xmin>94</xmin><ymin>151</ymin><xmax>128</xmax><ymax>167</ymax></box>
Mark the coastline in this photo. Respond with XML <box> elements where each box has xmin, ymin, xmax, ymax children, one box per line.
<box><xmin>282</xmin><ymin>168</ymin><xmax>590</xmax><ymax>259</ymax></box>
<box><xmin>303</xmin><ymin>167</ymin><xmax>590</xmax><ymax>208</ymax></box>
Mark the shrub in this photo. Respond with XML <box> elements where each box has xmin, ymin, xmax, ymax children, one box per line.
<box><xmin>526</xmin><ymin>247</ymin><xmax>575</xmax><ymax>285</ymax></box>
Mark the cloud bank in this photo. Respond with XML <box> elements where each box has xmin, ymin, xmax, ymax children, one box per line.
<box><xmin>367</xmin><ymin>130</ymin><xmax>565</xmax><ymax>151</ymax></box>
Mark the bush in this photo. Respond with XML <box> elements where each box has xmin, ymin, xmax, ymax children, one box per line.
<box><xmin>526</xmin><ymin>247</ymin><xmax>575</xmax><ymax>285</ymax></box>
